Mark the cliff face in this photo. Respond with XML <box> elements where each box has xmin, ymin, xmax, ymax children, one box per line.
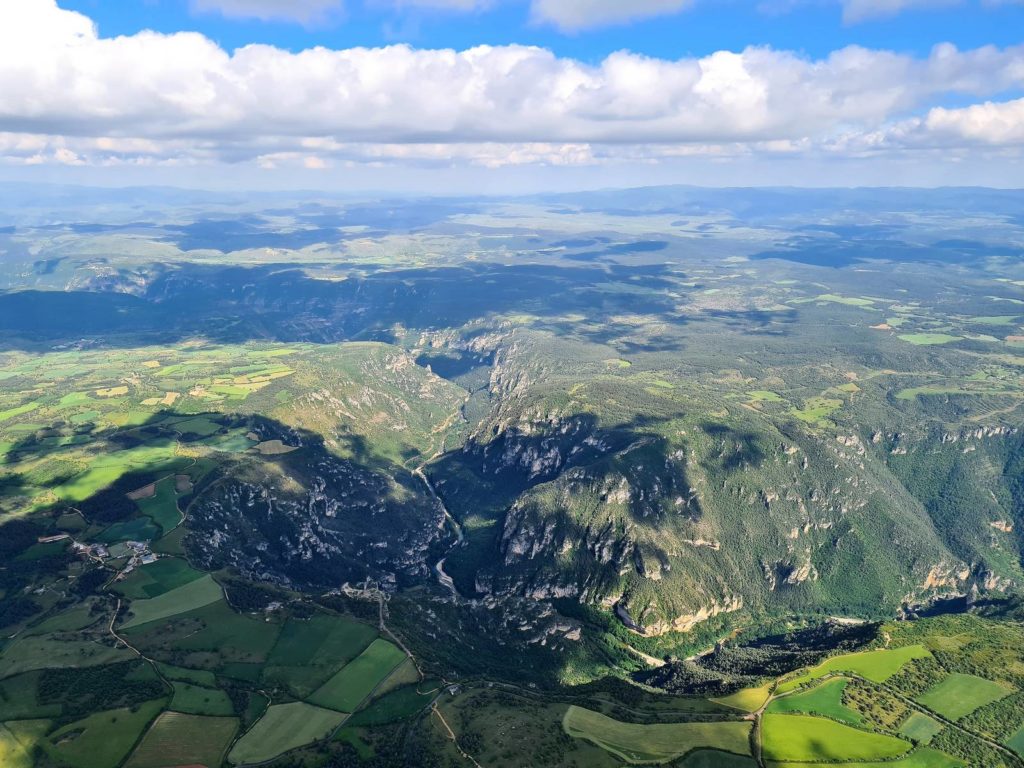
<box><xmin>433</xmin><ymin>383</ymin><xmax>1024</xmax><ymax>636</ymax></box>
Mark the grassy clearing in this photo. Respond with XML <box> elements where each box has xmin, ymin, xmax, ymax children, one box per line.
<box><xmin>1008</xmin><ymin>723</ymin><xmax>1024</xmax><ymax>756</ymax></box>
<box><xmin>899</xmin><ymin>712</ymin><xmax>943</xmax><ymax>744</ymax></box>
<box><xmin>762</xmin><ymin>713</ymin><xmax>911</xmax><ymax>762</ymax></box>
<box><xmin>228</xmin><ymin>702</ymin><xmax>346</xmax><ymax>765</ymax></box>
<box><xmin>712</xmin><ymin>683</ymin><xmax>772</xmax><ymax>712</ymax></box>
<box><xmin>766</xmin><ymin>747</ymin><xmax>963</xmax><ymax>768</ymax></box>
<box><xmin>778</xmin><ymin>645</ymin><xmax>930</xmax><ymax>692</ymax></box>
<box><xmin>747</xmin><ymin>390</ymin><xmax>784</xmax><ymax>403</ymax></box>
<box><xmin>0</xmin><ymin>720</ymin><xmax>50</xmax><ymax>768</ymax></box>
<box><xmin>767</xmin><ymin>678</ymin><xmax>863</xmax><ymax>725</ymax></box>
<box><xmin>898</xmin><ymin>333</ymin><xmax>961</xmax><ymax>346</ymax></box>
<box><xmin>916</xmin><ymin>673</ymin><xmax>1013</xmax><ymax>720</ymax></box>
<box><xmin>122</xmin><ymin>574</ymin><xmax>223</xmax><ymax>629</ymax></box>
<box><xmin>562</xmin><ymin>706</ymin><xmax>752</xmax><ymax>765</ymax></box>
<box><xmin>126</xmin><ymin>711</ymin><xmax>238</xmax><ymax>768</ymax></box>
<box><xmin>790</xmin><ymin>396</ymin><xmax>842</xmax><ymax>426</ymax></box>
<box><xmin>170</xmin><ymin>681</ymin><xmax>236</xmax><ymax>716</ymax></box>
<box><xmin>44</xmin><ymin>699</ymin><xmax>165</xmax><ymax>768</ymax></box>
<box><xmin>308</xmin><ymin>638</ymin><xmax>407</xmax><ymax>713</ymax></box>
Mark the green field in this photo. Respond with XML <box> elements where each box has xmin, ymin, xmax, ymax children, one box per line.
<box><xmin>52</xmin><ymin>444</ymin><xmax>184</xmax><ymax>503</ymax></box>
<box><xmin>44</xmin><ymin>699</ymin><xmax>166</xmax><ymax>768</ymax></box>
<box><xmin>0</xmin><ymin>673</ymin><xmax>61</xmax><ymax>720</ymax></box>
<box><xmin>1008</xmin><ymin>723</ymin><xmax>1024</xmax><ymax>756</ymax></box>
<box><xmin>899</xmin><ymin>712</ymin><xmax>943</xmax><ymax>744</ymax></box>
<box><xmin>346</xmin><ymin>682</ymin><xmax>439</xmax><ymax>726</ymax></box>
<box><xmin>898</xmin><ymin>333</ymin><xmax>961</xmax><ymax>345</ymax></box>
<box><xmin>562</xmin><ymin>706</ymin><xmax>752</xmax><ymax>764</ymax></box>
<box><xmin>712</xmin><ymin>683</ymin><xmax>772</xmax><ymax>713</ymax></box>
<box><xmin>762</xmin><ymin>714</ymin><xmax>912</xmax><ymax>762</ymax></box>
<box><xmin>681</xmin><ymin>751</ymin><xmax>757</xmax><ymax>768</ymax></box>
<box><xmin>0</xmin><ymin>720</ymin><xmax>49</xmax><ymax>768</ymax></box>
<box><xmin>916</xmin><ymin>673</ymin><xmax>1013</xmax><ymax>720</ymax></box>
<box><xmin>122</xmin><ymin>574</ymin><xmax>224</xmax><ymax>629</ymax></box>
<box><xmin>767</xmin><ymin>678</ymin><xmax>863</xmax><ymax>725</ymax></box>
<box><xmin>778</xmin><ymin>645</ymin><xmax>931</xmax><ymax>692</ymax></box>
<box><xmin>135</xmin><ymin>478</ymin><xmax>182</xmax><ymax>533</ymax></box>
<box><xmin>126</xmin><ymin>712</ymin><xmax>238</xmax><ymax>768</ymax></box>
<box><xmin>0</xmin><ymin>635</ymin><xmax>131</xmax><ymax>678</ymax></box>
<box><xmin>262</xmin><ymin>614</ymin><xmax>379</xmax><ymax>697</ymax></box>
<box><xmin>170</xmin><ymin>681</ymin><xmax>236</xmax><ymax>716</ymax></box>
<box><xmin>308</xmin><ymin>638</ymin><xmax>407</xmax><ymax>712</ymax></box>
<box><xmin>766</xmin><ymin>747</ymin><xmax>963</xmax><ymax>768</ymax></box>
<box><xmin>228</xmin><ymin>702</ymin><xmax>346</xmax><ymax>765</ymax></box>
<box><xmin>115</xmin><ymin>557</ymin><xmax>204</xmax><ymax>599</ymax></box>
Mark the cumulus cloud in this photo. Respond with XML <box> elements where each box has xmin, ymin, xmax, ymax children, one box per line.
<box><xmin>1</xmin><ymin>0</ymin><xmax>1023</xmax><ymax>172</ymax></box>
<box><xmin>529</xmin><ymin>0</ymin><xmax>694</xmax><ymax>30</ymax></box>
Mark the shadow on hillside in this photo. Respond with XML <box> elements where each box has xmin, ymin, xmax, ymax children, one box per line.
<box><xmin>0</xmin><ymin>257</ymin><xmax>793</xmax><ymax>353</ymax></box>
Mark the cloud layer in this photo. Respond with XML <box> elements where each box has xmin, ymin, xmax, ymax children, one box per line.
<box><xmin>1</xmin><ymin>0</ymin><xmax>1023</xmax><ymax>174</ymax></box>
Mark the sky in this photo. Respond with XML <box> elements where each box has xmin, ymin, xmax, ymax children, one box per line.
<box><xmin>0</xmin><ymin>0</ymin><xmax>1022</xmax><ymax>192</ymax></box>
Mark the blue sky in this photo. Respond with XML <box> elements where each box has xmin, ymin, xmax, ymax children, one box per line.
<box><xmin>63</xmin><ymin>0</ymin><xmax>1022</xmax><ymax>61</ymax></box>
<box><xmin>1</xmin><ymin>0</ymin><xmax>1022</xmax><ymax>190</ymax></box>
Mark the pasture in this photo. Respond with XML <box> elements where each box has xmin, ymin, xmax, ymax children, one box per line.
<box><xmin>347</xmin><ymin>682</ymin><xmax>439</xmax><ymax>726</ymax></box>
<box><xmin>170</xmin><ymin>681</ymin><xmax>236</xmax><ymax>716</ymax></box>
<box><xmin>898</xmin><ymin>333</ymin><xmax>961</xmax><ymax>345</ymax></box>
<box><xmin>761</xmin><ymin>714</ymin><xmax>912</xmax><ymax>762</ymax></box>
<box><xmin>899</xmin><ymin>712</ymin><xmax>943</xmax><ymax>744</ymax></box>
<box><xmin>767</xmin><ymin>678</ymin><xmax>863</xmax><ymax>725</ymax></box>
<box><xmin>0</xmin><ymin>635</ymin><xmax>130</xmax><ymax>678</ymax></box>
<box><xmin>228</xmin><ymin>702</ymin><xmax>346</xmax><ymax>765</ymax></box>
<box><xmin>712</xmin><ymin>683</ymin><xmax>772</xmax><ymax>712</ymax></box>
<box><xmin>44</xmin><ymin>699</ymin><xmax>165</xmax><ymax>768</ymax></box>
<box><xmin>115</xmin><ymin>557</ymin><xmax>204</xmax><ymax>599</ymax></box>
<box><xmin>122</xmin><ymin>574</ymin><xmax>224</xmax><ymax>629</ymax></box>
<box><xmin>134</xmin><ymin>477</ymin><xmax>182</xmax><ymax>533</ymax></box>
<box><xmin>916</xmin><ymin>673</ymin><xmax>1013</xmax><ymax>720</ymax></box>
<box><xmin>562</xmin><ymin>705</ymin><xmax>752</xmax><ymax>765</ymax></box>
<box><xmin>126</xmin><ymin>712</ymin><xmax>238</xmax><ymax>768</ymax></box>
<box><xmin>308</xmin><ymin>638</ymin><xmax>407</xmax><ymax>712</ymax></box>
<box><xmin>263</xmin><ymin>613</ymin><xmax>379</xmax><ymax>697</ymax></box>
<box><xmin>778</xmin><ymin>645</ymin><xmax>931</xmax><ymax>692</ymax></box>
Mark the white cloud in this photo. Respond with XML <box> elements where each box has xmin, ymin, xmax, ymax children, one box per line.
<box><xmin>190</xmin><ymin>0</ymin><xmax>343</xmax><ymax>23</ymax></box>
<box><xmin>1</xmin><ymin>0</ymin><xmax>1023</xmax><ymax>175</ymax></box>
<box><xmin>529</xmin><ymin>0</ymin><xmax>694</xmax><ymax>30</ymax></box>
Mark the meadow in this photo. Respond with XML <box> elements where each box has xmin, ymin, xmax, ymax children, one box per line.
<box><xmin>916</xmin><ymin>673</ymin><xmax>1013</xmax><ymax>721</ymax></box>
<box><xmin>761</xmin><ymin>713</ymin><xmax>912</xmax><ymax>762</ymax></box>
<box><xmin>308</xmin><ymin>638</ymin><xmax>408</xmax><ymax>712</ymax></box>
<box><xmin>562</xmin><ymin>706</ymin><xmax>752</xmax><ymax>764</ymax></box>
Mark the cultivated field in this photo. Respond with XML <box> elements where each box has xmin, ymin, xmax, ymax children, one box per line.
<box><xmin>228</xmin><ymin>701</ymin><xmax>346</xmax><ymax>765</ymax></box>
<box><xmin>122</xmin><ymin>574</ymin><xmax>224</xmax><ymax>629</ymax></box>
<box><xmin>126</xmin><ymin>711</ymin><xmax>238</xmax><ymax>768</ymax></box>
